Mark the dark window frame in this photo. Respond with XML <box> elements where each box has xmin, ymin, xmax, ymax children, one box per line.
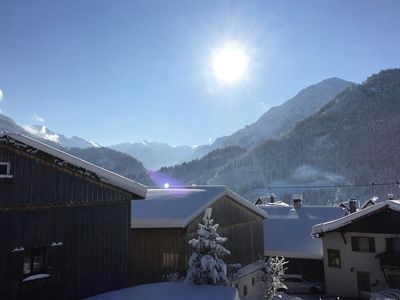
<box><xmin>0</xmin><ymin>162</ymin><xmax>12</xmax><ymax>177</ymax></box>
<box><xmin>351</xmin><ymin>236</ymin><xmax>376</xmax><ymax>253</ymax></box>
<box><xmin>386</xmin><ymin>238</ymin><xmax>400</xmax><ymax>256</ymax></box>
<box><xmin>243</xmin><ymin>285</ymin><xmax>248</xmax><ymax>296</ymax></box>
<box><xmin>328</xmin><ymin>249</ymin><xmax>341</xmax><ymax>268</ymax></box>
<box><xmin>22</xmin><ymin>247</ymin><xmax>50</xmax><ymax>279</ymax></box>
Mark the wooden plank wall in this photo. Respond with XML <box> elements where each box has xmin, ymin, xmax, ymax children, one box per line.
<box><xmin>0</xmin><ymin>144</ymin><xmax>132</xmax><ymax>209</ymax></box>
<box><xmin>129</xmin><ymin>228</ymin><xmax>186</xmax><ymax>285</ymax></box>
<box><xmin>0</xmin><ymin>143</ymin><xmax>133</xmax><ymax>299</ymax></box>
<box><xmin>187</xmin><ymin>196</ymin><xmax>264</xmax><ymax>266</ymax></box>
<box><xmin>129</xmin><ymin>195</ymin><xmax>265</xmax><ymax>285</ymax></box>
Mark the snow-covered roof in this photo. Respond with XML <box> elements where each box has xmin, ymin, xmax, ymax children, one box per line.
<box><xmin>0</xmin><ymin>133</ymin><xmax>147</xmax><ymax>198</ymax></box>
<box><xmin>131</xmin><ymin>186</ymin><xmax>267</xmax><ymax>228</ymax></box>
<box><xmin>238</xmin><ymin>260</ymin><xmax>264</xmax><ymax>278</ymax></box>
<box><xmin>257</xmin><ymin>201</ymin><xmax>290</xmax><ymax>207</ymax></box>
<box><xmin>312</xmin><ymin>200</ymin><xmax>400</xmax><ymax>235</ymax></box>
<box><xmin>262</xmin><ymin>205</ymin><xmax>345</xmax><ymax>259</ymax></box>
<box><xmin>360</xmin><ymin>197</ymin><xmax>378</xmax><ymax>209</ymax></box>
<box><xmin>83</xmin><ymin>282</ymin><xmax>240</xmax><ymax>300</ymax></box>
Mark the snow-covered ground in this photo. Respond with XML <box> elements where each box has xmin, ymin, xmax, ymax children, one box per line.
<box><xmin>83</xmin><ymin>282</ymin><xmax>240</xmax><ymax>300</ymax></box>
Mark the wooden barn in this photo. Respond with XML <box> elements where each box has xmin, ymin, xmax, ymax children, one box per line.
<box><xmin>129</xmin><ymin>186</ymin><xmax>267</xmax><ymax>286</ymax></box>
<box><xmin>0</xmin><ymin>133</ymin><xmax>147</xmax><ymax>300</ymax></box>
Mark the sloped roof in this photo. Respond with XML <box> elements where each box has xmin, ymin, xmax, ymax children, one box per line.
<box><xmin>131</xmin><ymin>186</ymin><xmax>267</xmax><ymax>228</ymax></box>
<box><xmin>312</xmin><ymin>200</ymin><xmax>400</xmax><ymax>235</ymax></box>
<box><xmin>262</xmin><ymin>205</ymin><xmax>345</xmax><ymax>259</ymax></box>
<box><xmin>0</xmin><ymin>133</ymin><xmax>147</xmax><ymax>198</ymax></box>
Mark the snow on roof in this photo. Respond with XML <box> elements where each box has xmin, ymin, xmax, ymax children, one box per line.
<box><xmin>312</xmin><ymin>200</ymin><xmax>400</xmax><ymax>235</ymax></box>
<box><xmin>83</xmin><ymin>282</ymin><xmax>240</xmax><ymax>300</ymax></box>
<box><xmin>238</xmin><ymin>260</ymin><xmax>264</xmax><ymax>278</ymax></box>
<box><xmin>131</xmin><ymin>186</ymin><xmax>267</xmax><ymax>228</ymax></box>
<box><xmin>257</xmin><ymin>201</ymin><xmax>290</xmax><ymax>207</ymax></box>
<box><xmin>360</xmin><ymin>197</ymin><xmax>378</xmax><ymax>209</ymax></box>
<box><xmin>0</xmin><ymin>133</ymin><xmax>147</xmax><ymax>198</ymax></box>
<box><xmin>262</xmin><ymin>205</ymin><xmax>345</xmax><ymax>259</ymax></box>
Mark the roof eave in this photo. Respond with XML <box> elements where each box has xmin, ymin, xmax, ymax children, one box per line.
<box><xmin>1</xmin><ymin>133</ymin><xmax>147</xmax><ymax>198</ymax></box>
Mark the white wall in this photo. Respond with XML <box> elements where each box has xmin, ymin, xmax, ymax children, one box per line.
<box><xmin>322</xmin><ymin>232</ymin><xmax>400</xmax><ymax>298</ymax></box>
<box><xmin>237</xmin><ymin>270</ymin><xmax>263</xmax><ymax>300</ymax></box>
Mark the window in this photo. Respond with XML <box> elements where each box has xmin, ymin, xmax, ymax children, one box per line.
<box><xmin>0</xmin><ymin>162</ymin><xmax>12</xmax><ymax>178</ymax></box>
<box><xmin>23</xmin><ymin>247</ymin><xmax>50</xmax><ymax>278</ymax></box>
<box><xmin>252</xmin><ymin>277</ymin><xmax>255</xmax><ymax>286</ymax></box>
<box><xmin>386</xmin><ymin>238</ymin><xmax>400</xmax><ymax>255</ymax></box>
<box><xmin>243</xmin><ymin>285</ymin><xmax>248</xmax><ymax>296</ymax></box>
<box><xmin>351</xmin><ymin>236</ymin><xmax>375</xmax><ymax>252</ymax></box>
<box><xmin>328</xmin><ymin>249</ymin><xmax>341</xmax><ymax>268</ymax></box>
<box><xmin>391</xmin><ymin>212</ymin><xmax>400</xmax><ymax>222</ymax></box>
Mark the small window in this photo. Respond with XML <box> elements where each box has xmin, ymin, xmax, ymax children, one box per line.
<box><xmin>352</xmin><ymin>236</ymin><xmax>375</xmax><ymax>252</ymax></box>
<box><xmin>387</xmin><ymin>238</ymin><xmax>400</xmax><ymax>256</ymax></box>
<box><xmin>243</xmin><ymin>285</ymin><xmax>248</xmax><ymax>296</ymax></box>
<box><xmin>328</xmin><ymin>249</ymin><xmax>341</xmax><ymax>268</ymax></box>
<box><xmin>23</xmin><ymin>247</ymin><xmax>50</xmax><ymax>279</ymax></box>
<box><xmin>252</xmin><ymin>277</ymin><xmax>255</xmax><ymax>286</ymax></box>
<box><xmin>0</xmin><ymin>162</ymin><xmax>12</xmax><ymax>178</ymax></box>
<box><xmin>391</xmin><ymin>213</ymin><xmax>400</xmax><ymax>222</ymax></box>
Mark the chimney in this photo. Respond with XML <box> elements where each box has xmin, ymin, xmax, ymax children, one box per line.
<box><xmin>269</xmin><ymin>193</ymin><xmax>276</xmax><ymax>204</ymax></box>
<box><xmin>349</xmin><ymin>198</ymin><xmax>358</xmax><ymax>213</ymax></box>
<box><xmin>388</xmin><ymin>193</ymin><xmax>394</xmax><ymax>200</ymax></box>
<box><xmin>293</xmin><ymin>194</ymin><xmax>303</xmax><ymax>209</ymax></box>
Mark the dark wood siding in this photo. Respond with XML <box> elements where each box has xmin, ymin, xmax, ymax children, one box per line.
<box><xmin>129</xmin><ymin>195</ymin><xmax>264</xmax><ymax>285</ymax></box>
<box><xmin>129</xmin><ymin>228</ymin><xmax>186</xmax><ymax>285</ymax></box>
<box><xmin>0</xmin><ymin>144</ymin><xmax>132</xmax><ymax>209</ymax></box>
<box><xmin>187</xmin><ymin>196</ymin><xmax>264</xmax><ymax>266</ymax></box>
<box><xmin>338</xmin><ymin>208</ymin><xmax>400</xmax><ymax>234</ymax></box>
<box><xmin>0</xmin><ymin>142</ymin><xmax>134</xmax><ymax>299</ymax></box>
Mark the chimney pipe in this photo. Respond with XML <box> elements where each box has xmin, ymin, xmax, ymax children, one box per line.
<box><xmin>388</xmin><ymin>193</ymin><xmax>394</xmax><ymax>200</ymax></box>
<box><xmin>349</xmin><ymin>198</ymin><xmax>358</xmax><ymax>213</ymax></box>
<box><xmin>293</xmin><ymin>194</ymin><xmax>302</xmax><ymax>209</ymax></box>
<box><xmin>269</xmin><ymin>193</ymin><xmax>275</xmax><ymax>203</ymax></box>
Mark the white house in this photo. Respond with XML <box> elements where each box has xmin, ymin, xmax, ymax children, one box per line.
<box><xmin>312</xmin><ymin>199</ymin><xmax>400</xmax><ymax>298</ymax></box>
<box><xmin>259</xmin><ymin>195</ymin><xmax>345</xmax><ymax>280</ymax></box>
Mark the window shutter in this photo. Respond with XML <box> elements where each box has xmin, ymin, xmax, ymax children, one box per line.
<box><xmin>369</xmin><ymin>238</ymin><xmax>375</xmax><ymax>252</ymax></box>
<box><xmin>387</xmin><ymin>238</ymin><xmax>394</xmax><ymax>253</ymax></box>
<box><xmin>351</xmin><ymin>237</ymin><xmax>359</xmax><ymax>251</ymax></box>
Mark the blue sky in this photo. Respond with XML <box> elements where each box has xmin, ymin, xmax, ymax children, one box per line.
<box><xmin>0</xmin><ymin>0</ymin><xmax>399</xmax><ymax>146</ymax></box>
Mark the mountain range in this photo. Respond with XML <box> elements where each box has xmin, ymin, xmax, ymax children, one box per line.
<box><xmin>212</xmin><ymin>77</ymin><xmax>353</xmax><ymax>149</ymax></box>
<box><xmin>161</xmin><ymin>69</ymin><xmax>400</xmax><ymax>204</ymax></box>
<box><xmin>0</xmin><ymin>114</ymin><xmax>152</xmax><ymax>186</ymax></box>
<box><xmin>2</xmin><ymin>69</ymin><xmax>399</xmax><ymax>205</ymax></box>
<box><xmin>110</xmin><ymin>77</ymin><xmax>353</xmax><ymax>169</ymax></box>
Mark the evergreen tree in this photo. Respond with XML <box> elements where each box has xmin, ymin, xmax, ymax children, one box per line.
<box><xmin>263</xmin><ymin>256</ymin><xmax>288</xmax><ymax>299</ymax></box>
<box><xmin>184</xmin><ymin>208</ymin><xmax>232</xmax><ymax>286</ymax></box>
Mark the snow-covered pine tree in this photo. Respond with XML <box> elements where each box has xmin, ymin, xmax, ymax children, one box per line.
<box><xmin>263</xmin><ymin>256</ymin><xmax>288</xmax><ymax>299</ymax></box>
<box><xmin>184</xmin><ymin>208</ymin><xmax>232</xmax><ymax>286</ymax></box>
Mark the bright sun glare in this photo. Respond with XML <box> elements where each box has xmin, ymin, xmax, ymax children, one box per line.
<box><xmin>212</xmin><ymin>42</ymin><xmax>249</xmax><ymax>84</ymax></box>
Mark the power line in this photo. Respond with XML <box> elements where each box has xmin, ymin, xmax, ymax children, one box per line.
<box><xmin>232</xmin><ymin>181</ymin><xmax>400</xmax><ymax>190</ymax></box>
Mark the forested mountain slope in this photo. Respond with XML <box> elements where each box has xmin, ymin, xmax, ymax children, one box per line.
<box><xmin>163</xmin><ymin>69</ymin><xmax>400</xmax><ymax>204</ymax></box>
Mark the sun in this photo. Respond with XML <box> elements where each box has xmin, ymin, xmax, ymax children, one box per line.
<box><xmin>212</xmin><ymin>42</ymin><xmax>249</xmax><ymax>84</ymax></box>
